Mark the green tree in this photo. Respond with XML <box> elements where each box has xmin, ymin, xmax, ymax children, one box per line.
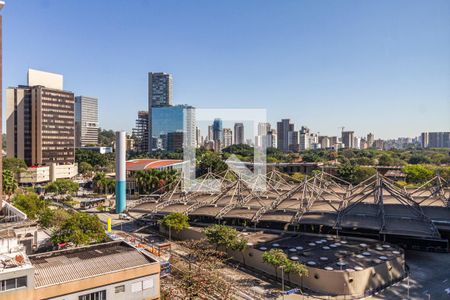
<box><xmin>230</xmin><ymin>235</ymin><xmax>248</xmax><ymax>265</ymax></box>
<box><xmin>78</xmin><ymin>161</ymin><xmax>94</xmax><ymax>176</ymax></box>
<box><xmin>161</xmin><ymin>212</ymin><xmax>190</xmax><ymax>240</ymax></box>
<box><xmin>93</xmin><ymin>172</ymin><xmax>108</xmax><ymax>194</ymax></box>
<box><xmin>262</xmin><ymin>248</ymin><xmax>308</xmax><ymax>282</ymax></box>
<box><xmin>337</xmin><ymin>163</ymin><xmax>356</xmax><ymax>184</ymax></box>
<box><xmin>45</xmin><ymin>179</ymin><xmax>79</xmax><ymax>195</ymax></box>
<box><xmin>2</xmin><ymin>157</ymin><xmax>27</xmax><ymax>173</ymax></box>
<box><xmin>98</xmin><ymin>128</ymin><xmax>116</xmax><ymax>146</ymax></box>
<box><xmin>51</xmin><ymin>212</ymin><xmax>107</xmax><ymax>245</ymax></box>
<box><xmin>403</xmin><ymin>165</ymin><xmax>434</xmax><ymax>184</ymax></box>
<box><xmin>197</xmin><ymin>151</ymin><xmax>228</xmax><ymax>176</ymax></box>
<box><xmin>378</xmin><ymin>154</ymin><xmax>395</xmax><ymax>166</ymax></box>
<box><xmin>262</xmin><ymin>248</ymin><xmax>287</xmax><ymax>280</ymax></box>
<box><xmin>353</xmin><ymin>166</ymin><xmax>376</xmax><ymax>184</ymax></box>
<box><xmin>12</xmin><ymin>193</ymin><xmax>48</xmax><ymax>219</ymax></box>
<box><xmin>204</xmin><ymin>224</ymin><xmax>239</xmax><ymax>250</ymax></box>
<box><xmin>408</xmin><ymin>154</ymin><xmax>431</xmax><ymax>165</ymax></box>
<box><xmin>3</xmin><ymin>169</ymin><xmax>18</xmax><ymax>198</ymax></box>
<box><xmin>283</xmin><ymin>259</ymin><xmax>309</xmax><ymax>282</ymax></box>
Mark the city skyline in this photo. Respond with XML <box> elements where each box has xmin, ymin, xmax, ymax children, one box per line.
<box><xmin>3</xmin><ymin>0</ymin><xmax>450</xmax><ymax>139</ymax></box>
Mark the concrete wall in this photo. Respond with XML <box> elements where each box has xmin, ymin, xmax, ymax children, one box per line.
<box><xmin>50</xmin><ymin>163</ymin><xmax>78</xmax><ymax>182</ymax></box>
<box><xmin>165</xmin><ymin>226</ymin><xmax>406</xmax><ymax>297</ymax></box>
<box><xmin>19</xmin><ymin>167</ymin><xmax>50</xmax><ymax>184</ymax></box>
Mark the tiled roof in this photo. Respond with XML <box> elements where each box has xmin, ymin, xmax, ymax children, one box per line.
<box><xmin>29</xmin><ymin>241</ymin><xmax>155</xmax><ymax>288</ymax></box>
<box><xmin>126</xmin><ymin>159</ymin><xmax>183</xmax><ymax>171</ymax></box>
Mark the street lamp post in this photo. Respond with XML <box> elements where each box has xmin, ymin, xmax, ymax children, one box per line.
<box><xmin>280</xmin><ymin>265</ymin><xmax>285</xmax><ymax>300</ymax></box>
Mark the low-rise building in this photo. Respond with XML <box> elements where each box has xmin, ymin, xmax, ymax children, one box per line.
<box><xmin>0</xmin><ymin>241</ymin><xmax>160</xmax><ymax>300</ymax></box>
<box><xmin>79</xmin><ymin>146</ymin><xmax>113</xmax><ymax>154</ymax></box>
<box><xmin>18</xmin><ymin>163</ymin><xmax>78</xmax><ymax>184</ymax></box>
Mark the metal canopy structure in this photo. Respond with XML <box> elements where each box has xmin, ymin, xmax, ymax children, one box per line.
<box><xmin>130</xmin><ymin>170</ymin><xmax>450</xmax><ymax>242</ymax></box>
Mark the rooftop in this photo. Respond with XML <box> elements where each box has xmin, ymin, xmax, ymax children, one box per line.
<box><xmin>126</xmin><ymin>159</ymin><xmax>184</xmax><ymax>171</ymax></box>
<box><xmin>252</xmin><ymin>233</ymin><xmax>403</xmax><ymax>271</ymax></box>
<box><xmin>28</xmin><ymin>241</ymin><xmax>157</xmax><ymax>288</ymax></box>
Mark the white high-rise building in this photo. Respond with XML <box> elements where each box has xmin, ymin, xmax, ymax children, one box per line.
<box><xmin>75</xmin><ymin>96</ymin><xmax>99</xmax><ymax>147</ymax></box>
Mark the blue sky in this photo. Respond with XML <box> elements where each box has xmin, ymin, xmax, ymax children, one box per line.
<box><xmin>3</xmin><ymin>0</ymin><xmax>450</xmax><ymax>139</ymax></box>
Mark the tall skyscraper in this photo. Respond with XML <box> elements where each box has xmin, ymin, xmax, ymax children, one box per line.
<box><xmin>289</xmin><ymin>131</ymin><xmax>300</xmax><ymax>152</ymax></box>
<box><xmin>234</xmin><ymin>123</ymin><xmax>244</xmax><ymax>145</ymax></box>
<box><xmin>267</xmin><ymin>129</ymin><xmax>277</xmax><ymax>148</ymax></box>
<box><xmin>212</xmin><ymin>118</ymin><xmax>223</xmax><ymax>143</ymax></box>
<box><xmin>257</xmin><ymin>122</ymin><xmax>271</xmax><ymax>136</ymax></box>
<box><xmin>277</xmin><ymin>119</ymin><xmax>294</xmax><ymax>152</ymax></box>
<box><xmin>208</xmin><ymin>125</ymin><xmax>214</xmax><ymax>141</ymax></box>
<box><xmin>151</xmin><ymin>105</ymin><xmax>195</xmax><ymax>151</ymax></box>
<box><xmin>223</xmin><ymin>128</ymin><xmax>233</xmax><ymax>148</ymax></box>
<box><xmin>6</xmin><ymin>69</ymin><xmax>75</xmax><ymax>166</ymax></box>
<box><xmin>367</xmin><ymin>133</ymin><xmax>374</xmax><ymax>148</ymax></box>
<box><xmin>299</xmin><ymin>126</ymin><xmax>310</xmax><ymax>151</ymax></box>
<box><xmin>342</xmin><ymin>131</ymin><xmax>355</xmax><ymax>149</ymax></box>
<box><xmin>148</xmin><ymin>72</ymin><xmax>173</xmax><ymax>152</ymax></box>
<box><xmin>148</xmin><ymin>72</ymin><xmax>173</xmax><ymax>108</ymax></box>
<box><xmin>75</xmin><ymin>96</ymin><xmax>98</xmax><ymax>147</ymax></box>
<box><xmin>132</xmin><ymin>111</ymin><xmax>149</xmax><ymax>152</ymax></box>
<box><xmin>196</xmin><ymin>127</ymin><xmax>201</xmax><ymax>148</ymax></box>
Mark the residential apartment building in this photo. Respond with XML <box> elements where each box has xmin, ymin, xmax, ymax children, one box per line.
<box><xmin>421</xmin><ymin>132</ymin><xmax>450</xmax><ymax>148</ymax></box>
<box><xmin>367</xmin><ymin>133</ymin><xmax>374</xmax><ymax>148</ymax></box>
<box><xmin>234</xmin><ymin>123</ymin><xmax>244</xmax><ymax>145</ymax></box>
<box><xmin>342</xmin><ymin>131</ymin><xmax>355</xmax><ymax>149</ymax></box>
<box><xmin>75</xmin><ymin>96</ymin><xmax>98</xmax><ymax>147</ymax></box>
<box><xmin>223</xmin><ymin>128</ymin><xmax>233</xmax><ymax>148</ymax></box>
<box><xmin>132</xmin><ymin>111</ymin><xmax>149</xmax><ymax>152</ymax></box>
<box><xmin>299</xmin><ymin>126</ymin><xmax>310</xmax><ymax>151</ymax></box>
<box><xmin>6</xmin><ymin>69</ymin><xmax>75</xmax><ymax>166</ymax></box>
<box><xmin>289</xmin><ymin>130</ymin><xmax>300</xmax><ymax>152</ymax></box>
<box><xmin>267</xmin><ymin>129</ymin><xmax>277</xmax><ymax>148</ymax></box>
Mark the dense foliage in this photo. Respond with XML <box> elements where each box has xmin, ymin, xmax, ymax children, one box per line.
<box><xmin>98</xmin><ymin>128</ymin><xmax>116</xmax><ymax>146</ymax></box>
<box><xmin>262</xmin><ymin>248</ymin><xmax>308</xmax><ymax>280</ymax></box>
<box><xmin>3</xmin><ymin>157</ymin><xmax>27</xmax><ymax>173</ymax></box>
<box><xmin>134</xmin><ymin>168</ymin><xmax>178</xmax><ymax>194</ymax></box>
<box><xmin>75</xmin><ymin>149</ymin><xmax>114</xmax><ymax>171</ymax></box>
<box><xmin>51</xmin><ymin>212</ymin><xmax>107</xmax><ymax>245</ymax></box>
<box><xmin>204</xmin><ymin>224</ymin><xmax>248</xmax><ymax>253</ymax></box>
<box><xmin>12</xmin><ymin>193</ymin><xmax>48</xmax><ymax>219</ymax></box>
<box><xmin>3</xmin><ymin>169</ymin><xmax>18</xmax><ymax>197</ymax></box>
<box><xmin>45</xmin><ymin>179</ymin><xmax>79</xmax><ymax>195</ymax></box>
<box><xmin>161</xmin><ymin>212</ymin><xmax>190</xmax><ymax>232</ymax></box>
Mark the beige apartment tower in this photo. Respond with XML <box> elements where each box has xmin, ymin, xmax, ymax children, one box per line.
<box><xmin>6</xmin><ymin>70</ymin><xmax>75</xmax><ymax>166</ymax></box>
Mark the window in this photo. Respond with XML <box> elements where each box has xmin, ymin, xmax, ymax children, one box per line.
<box><xmin>115</xmin><ymin>285</ymin><xmax>125</xmax><ymax>293</ymax></box>
<box><xmin>0</xmin><ymin>276</ymin><xmax>27</xmax><ymax>292</ymax></box>
<box><xmin>143</xmin><ymin>279</ymin><xmax>154</xmax><ymax>290</ymax></box>
<box><xmin>131</xmin><ymin>282</ymin><xmax>142</xmax><ymax>293</ymax></box>
<box><xmin>16</xmin><ymin>277</ymin><xmax>27</xmax><ymax>288</ymax></box>
<box><xmin>79</xmin><ymin>290</ymin><xmax>106</xmax><ymax>300</ymax></box>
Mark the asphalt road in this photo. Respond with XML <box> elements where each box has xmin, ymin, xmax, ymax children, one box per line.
<box><xmin>371</xmin><ymin>250</ymin><xmax>450</xmax><ymax>300</ymax></box>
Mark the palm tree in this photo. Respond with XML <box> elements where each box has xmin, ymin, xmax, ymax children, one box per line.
<box><xmin>92</xmin><ymin>172</ymin><xmax>107</xmax><ymax>194</ymax></box>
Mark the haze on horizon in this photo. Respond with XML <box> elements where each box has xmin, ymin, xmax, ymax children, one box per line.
<box><xmin>3</xmin><ymin>0</ymin><xmax>450</xmax><ymax>139</ymax></box>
